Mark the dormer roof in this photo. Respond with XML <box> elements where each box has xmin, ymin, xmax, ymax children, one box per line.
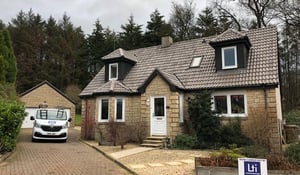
<box><xmin>102</xmin><ymin>48</ymin><xmax>137</xmax><ymax>63</ymax></box>
<box><xmin>209</xmin><ymin>29</ymin><xmax>251</xmax><ymax>48</ymax></box>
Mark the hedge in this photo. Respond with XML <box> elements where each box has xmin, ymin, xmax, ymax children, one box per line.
<box><xmin>0</xmin><ymin>100</ymin><xmax>25</xmax><ymax>153</ymax></box>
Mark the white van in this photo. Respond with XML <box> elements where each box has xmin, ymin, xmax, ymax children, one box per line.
<box><xmin>30</xmin><ymin>108</ymin><xmax>72</xmax><ymax>142</ymax></box>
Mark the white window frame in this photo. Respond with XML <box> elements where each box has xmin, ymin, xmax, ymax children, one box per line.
<box><xmin>222</xmin><ymin>46</ymin><xmax>237</xmax><ymax>69</ymax></box>
<box><xmin>212</xmin><ymin>91</ymin><xmax>247</xmax><ymax>117</ymax></box>
<box><xmin>109</xmin><ymin>63</ymin><xmax>118</xmax><ymax>80</ymax></box>
<box><xmin>98</xmin><ymin>97</ymin><xmax>109</xmax><ymax>122</ymax></box>
<box><xmin>190</xmin><ymin>56</ymin><xmax>202</xmax><ymax>68</ymax></box>
<box><xmin>114</xmin><ymin>97</ymin><xmax>125</xmax><ymax>122</ymax></box>
<box><xmin>178</xmin><ymin>94</ymin><xmax>184</xmax><ymax>123</ymax></box>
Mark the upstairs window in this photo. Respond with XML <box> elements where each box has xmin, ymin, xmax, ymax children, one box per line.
<box><xmin>109</xmin><ymin>63</ymin><xmax>118</xmax><ymax>80</ymax></box>
<box><xmin>190</xmin><ymin>56</ymin><xmax>202</xmax><ymax>68</ymax></box>
<box><xmin>222</xmin><ymin>46</ymin><xmax>237</xmax><ymax>69</ymax></box>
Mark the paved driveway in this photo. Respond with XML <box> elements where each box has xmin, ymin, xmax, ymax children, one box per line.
<box><xmin>0</xmin><ymin>128</ymin><xmax>131</xmax><ymax>175</ymax></box>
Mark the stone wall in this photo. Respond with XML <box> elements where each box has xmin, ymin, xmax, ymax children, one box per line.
<box><xmin>141</xmin><ymin>75</ymin><xmax>183</xmax><ymax>139</ymax></box>
<box><xmin>81</xmin><ymin>98</ymin><xmax>96</xmax><ymax>139</ymax></box>
<box><xmin>20</xmin><ymin>83</ymin><xmax>76</xmax><ymax>126</ymax></box>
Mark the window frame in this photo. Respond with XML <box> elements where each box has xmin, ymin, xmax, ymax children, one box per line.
<box><xmin>212</xmin><ymin>91</ymin><xmax>247</xmax><ymax>117</ymax></box>
<box><xmin>190</xmin><ymin>56</ymin><xmax>202</xmax><ymax>68</ymax></box>
<box><xmin>114</xmin><ymin>97</ymin><xmax>125</xmax><ymax>122</ymax></box>
<box><xmin>98</xmin><ymin>97</ymin><xmax>110</xmax><ymax>122</ymax></box>
<box><xmin>109</xmin><ymin>63</ymin><xmax>118</xmax><ymax>80</ymax></box>
<box><xmin>178</xmin><ymin>94</ymin><xmax>184</xmax><ymax>123</ymax></box>
<box><xmin>221</xmin><ymin>46</ymin><xmax>238</xmax><ymax>69</ymax></box>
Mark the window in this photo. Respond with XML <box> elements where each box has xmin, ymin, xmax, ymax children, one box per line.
<box><xmin>222</xmin><ymin>46</ymin><xmax>237</xmax><ymax>69</ymax></box>
<box><xmin>178</xmin><ymin>94</ymin><xmax>184</xmax><ymax>123</ymax></box>
<box><xmin>190</xmin><ymin>56</ymin><xmax>202</xmax><ymax>67</ymax></box>
<box><xmin>98</xmin><ymin>98</ymin><xmax>109</xmax><ymax>122</ymax></box>
<box><xmin>212</xmin><ymin>92</ymin><xmax>247</xmax><ymax>117</ymax></box>
<box><xmin>109</xmin><ymin>63</ymin><xmax>118</xmax><ymax>80</ymax></box>
<box><xmin>154</xmin><ymin>98</ymin><xmax>165</xmax><ymax>116</ymax></box>
<box><xmin>114</xmin><ymin>97</ymin><xmax>125</xmax><ymax>122</ymax></box>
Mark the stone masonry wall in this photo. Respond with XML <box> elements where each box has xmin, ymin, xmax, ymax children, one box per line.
<box><xmin>141</xmin><ymin>75</ymin><xmax>183</xmax><ymax>140</ymax></box>
<box><xmin>81</xmin><ymin>98</ymin><xmax>96</xmax><ymax>140</ymax></box>
<box><xmin>94</xmin><ymin>96</ymin><xmax>142</xmax><ymax>144</ymax></box>
<box><xmin>20</xmin><ymin>84</ymin><xmax>76</xmax><ymax>126</ymax></box>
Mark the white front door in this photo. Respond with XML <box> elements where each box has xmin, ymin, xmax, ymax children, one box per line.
<box><xmin>150</xmin><ymin>96</ymin><xmax>167</xmax><ymax>135</ymax></box>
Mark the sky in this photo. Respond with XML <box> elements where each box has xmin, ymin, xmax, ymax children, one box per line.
<box><xmin>0</xmin><ymin>0</ymin><xmax>208</xmax><ymax>35</ymax></box>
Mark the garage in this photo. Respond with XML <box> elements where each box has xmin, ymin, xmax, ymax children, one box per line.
<box><xmin>19</xmin><ymin>81</ymin><xmax>76</xmax><ymax>128</ymax></box>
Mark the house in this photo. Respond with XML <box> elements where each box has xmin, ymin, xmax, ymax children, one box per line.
<box><xmin>20</xmin><ymin>80</ymin><xmax>76</xmax><ymax>128</ymax></box>
<box><xmin>80</xmin><ymin>27</ymin><xmax>283</xmax><ymax>153</ymax></box>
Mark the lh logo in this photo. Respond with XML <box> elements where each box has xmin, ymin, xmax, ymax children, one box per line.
<box><xmin>244</xmin><ymin>161</ymin><xmax>261</xmax><ymax>175</ymax></box>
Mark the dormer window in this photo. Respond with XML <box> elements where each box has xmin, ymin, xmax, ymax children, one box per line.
<box><xmin>222</xmin><ymin>46</ymin><xmax>237</xmax><ymax>69</ymax></box>
<box><xmin>109</xmin><ymin>63</ymin><xmax>118</xmax><ymax>80</ymax></box>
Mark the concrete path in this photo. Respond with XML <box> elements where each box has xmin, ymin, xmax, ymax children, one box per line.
<box><xmin>110</xmin><ymin>147</ymin><xmax>155</xmax><ymax>159</ymax></box>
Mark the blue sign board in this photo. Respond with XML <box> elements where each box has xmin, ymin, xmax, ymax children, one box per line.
<box><xmin>238</xmin><ymin>158</ymin><xmax>267</xmax><ymax>175</ymax></box>
<box><xmin>244</xmin><ymin>161</ymin><xmax>261</xmax><ymax>175</ymax></box>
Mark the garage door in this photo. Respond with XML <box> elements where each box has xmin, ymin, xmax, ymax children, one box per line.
<box><xmin>21</xmin><ymin>108</ymin><xmax>71</xmax><ymax>128</ymax></box>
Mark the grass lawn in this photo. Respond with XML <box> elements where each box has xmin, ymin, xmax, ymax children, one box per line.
<box><xmin>75</xmin><ymin>113</ymin><xmax>81</xmax><ymax>126</ymax></box>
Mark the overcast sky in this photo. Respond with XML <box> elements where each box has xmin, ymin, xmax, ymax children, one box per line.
<box><xmin>0</xmin><ymin>0</ymin><xmax>208</xmax><ymax>35</ymax></box>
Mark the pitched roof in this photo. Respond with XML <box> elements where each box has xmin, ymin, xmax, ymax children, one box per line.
<box><xmin>210</xmin><ymin>29</ymin><xmax>247</xmax><ymax>43</ymax></box>
<box><xmin>80</xmin><ymin>27</ymin><xmax>279</xmax><ymax>97</ymax></box>
<box><xmin>20</xmin><ymin>80</ymin><xmax>76</xmax><ymax>104</ymax></box>
<box><xmin>102</xmin><ymin>48</ymin><xmax>138</xmax><ymax>62</ymax></box>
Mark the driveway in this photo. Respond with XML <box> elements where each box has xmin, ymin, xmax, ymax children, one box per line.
<box><xmin>0</xmin><ymin>128</ymin><xmax>131</xmax><ymax>175</ymax></box>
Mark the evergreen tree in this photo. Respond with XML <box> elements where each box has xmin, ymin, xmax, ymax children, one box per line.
<box><xmin>119</xmin><ymin>15</ymin><xmax>144</xmax><ymax>50</ymax></box>
<box><xmin>195</xmin><ymin>7</ymin><xmax>219</xmax><ymax>37</ymax></box>
<box><xmin>188</xmin><ymin>91</ymin><xmax>221</xmax><ymax>148</ymax></box>
<box><xmin>144</xmin><ymin>9</ymin><xmax>172</xmax><ymax>46</ymax></box>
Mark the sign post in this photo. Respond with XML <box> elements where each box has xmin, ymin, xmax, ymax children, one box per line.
<box><xmin>238</xmin><ymin>158</ymin><xmax>267</xmax><ymax>175</ymax></box>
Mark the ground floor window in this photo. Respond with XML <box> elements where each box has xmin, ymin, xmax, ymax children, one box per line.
<box><xmin>98</xmin><ymin>98</ymin><xmax>109</xmax><ymax>122</ymax></box>
<box><xmin>115</xmin><ymin>97</ymin><xmax>125</xmax><ymax>122</ymax></box>
<box><xmin>212</xmin><ymin>91</ymin><xmax>247</xmax><ymax>117</ymax></box>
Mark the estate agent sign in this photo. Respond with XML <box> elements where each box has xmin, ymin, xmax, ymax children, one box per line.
<box><xmin>238</xmin><ymin>158</ymin><xmax>268</xmax><ymax>175</ymax></box>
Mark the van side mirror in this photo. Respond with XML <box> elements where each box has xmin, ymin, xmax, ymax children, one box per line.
<box><xmin>30</xmin><ymin>116</ymin><xmax>35</xmax><ymax>120</ymax></box>
<box><xmin>68</xmin><ymin>118</ymin><xmax>72</xmax><ymax>122</ymax></box>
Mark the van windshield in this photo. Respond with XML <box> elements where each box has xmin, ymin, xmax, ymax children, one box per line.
<box><xmin>36</xmin><ymin>109</ymin><xmax>67</xmax><ymax>120</ymax></box>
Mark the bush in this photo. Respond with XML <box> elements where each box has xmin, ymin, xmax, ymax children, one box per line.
<box><xmin>188</xmin><ymin>91</ymin><xmax>221</xmax><ymax>149</ymax></box>
<box><xmin>240</xmin><ymin>145</ymin><xmax>269</xmax><ymax>158</ymax></box>
<box><xmin>219</xmin><ymin>119</ymin><xmax>253</xmax><ymax>147</ymax></box>
<box><xmin>0</xmin><ymin>100</ymin><xmax>25</xmax><ymax>153</ymax></box>
<box><xmin>198</xmin><ymin>146</ymin><xmax>245</xmax><ymax>167</ymax></box>
<box><xmin>172</xmin><ymin>134</ymin><xmax>198</xmax><ymax>149</ymax></box>
<box><xmin>285</xmin><ymin>142</ymin><xmax>300</xmax><ymax>165</ymax></box>
<box><xmin>283</xmin><ymin>110</ymin><xmax>300</xmax><ymax>124</ymax></box>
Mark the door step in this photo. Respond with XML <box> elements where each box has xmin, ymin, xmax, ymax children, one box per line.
<box><xmin>140</xmin><ymin>136</ymin><xmax>167</xmax><ymax>148</ymax></box>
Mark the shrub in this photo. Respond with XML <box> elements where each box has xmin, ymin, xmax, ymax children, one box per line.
<box><xmin>285</xmin><ymin>142</ymin><xmax>300</xmax><ymax>166</ymax></box>
<box><xmin>219</xmin><ymin>119</ymin><xmax>253</xmax><ymax>147</ymax></box>
<box><xmin>0</xmin><ymin>100</ymin><xmax>25</xmax><ymax>153</ymax></box>
<box><xmin>188</xmin><ymin>91</ymin><xmax>221</xmax><ymax>149</ymax></box>
<box><xmin>283</xmin><ymin>110</ymin><xmax>300</xmax><ymax>124</ymax></box>
<box><xmin>267</xmin><ymin>154</ymin><xmax>299</xmax><ymax>170</ymax></box>
<box><xmin>198</xmin><ymin>147</ymin><xmax>245</xmax><ymax>167</ymax></box>
<box><xmin>240</xmin><ymin>145</ymin><xmax>269</xmax><ymax>158</ymax></box>
<box><xmin>172</xmin><ymin>134</ymin><xmax>198</xmax><ymax>149</ymax></box>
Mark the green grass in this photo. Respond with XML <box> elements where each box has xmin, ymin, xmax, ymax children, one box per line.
<box><xmin>75</xmin><ymin>114</ymin><xmax>81</xmax><ymax>126</ymax></box>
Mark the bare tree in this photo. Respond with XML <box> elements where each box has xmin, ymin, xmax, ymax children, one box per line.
<box><xmin>169</xmin><ymin>0</ymin><xmax>196</xmax><ymax>41</ymax></box>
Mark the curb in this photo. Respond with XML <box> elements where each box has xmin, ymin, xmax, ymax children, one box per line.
<box><xmin>0</xmin><ymin>149</ymin><xmax>16</xmax><ymax>163</ymax></box>
<box><xmin>80</xmin><ymin>139</ymin><xmax>138</xmax><ymax>175</ymax></box>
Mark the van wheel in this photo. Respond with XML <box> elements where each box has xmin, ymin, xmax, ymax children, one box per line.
<box><xmin>61</xmin><ymin>139</ymin><xmax>67</xmax><ymax>143</ymax></box>
<box><xmin>32</xmin><ymin>138</ymin><xmax>36</xmax><ymax>142</ymax></box>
